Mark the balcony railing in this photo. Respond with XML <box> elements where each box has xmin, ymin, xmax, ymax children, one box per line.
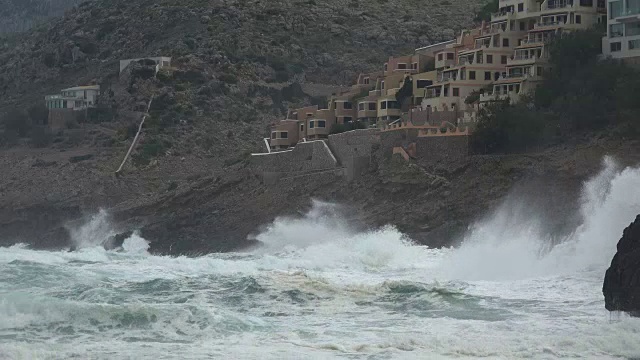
<box><xmin>535</xmin><ymin>20</ymin><xmax>567</xmax><ymax>29</ymax></box>
<box><xmin>544</xmin><ymin>0</ymin><xmax>573</xmax><ymax>10</ymax></box>
<box><xmin>511</xmin><ymin>55</ymin><xmax>537</xmax><ymax>61</ymax></box>
<box><xmin>491</xmin><ymin>10</ymin><xmax>514</xmax><ymax>18</ymax></box>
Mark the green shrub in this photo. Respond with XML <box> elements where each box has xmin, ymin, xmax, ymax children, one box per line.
<box><xmin>474</xmin><ymin>0</ymin><xmax>498</xmax><ymax>23</ymax></box>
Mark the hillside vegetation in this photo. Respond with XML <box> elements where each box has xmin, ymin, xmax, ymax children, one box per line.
<box><xmin>0</xmin><ymin>0</ymin><xmax>83</xmax><ymax>33</ymax></box>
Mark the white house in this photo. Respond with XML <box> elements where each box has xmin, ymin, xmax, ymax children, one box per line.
<box><xmin>119</xmin><ymin>57</ymin><xmax>172</xmax><ymax>73</ymax></box>
<box><xmin>45</xmin><ymin>85</ymin><xmax>101</xmax><ymax>110</ymax></box>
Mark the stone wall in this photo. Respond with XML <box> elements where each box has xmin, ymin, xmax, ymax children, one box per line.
<box><xmin>250</xmin><ymin>140</ymin><xmax>338</xmax><ymax>184</ymax></box>
<box><xmin>415</xmin><ymin>135</ymin><xmax>470</xmax><ymax>164</ymax></box>
<box><xmin>328</xmin><ymin>129</ymin><xmax>379</xmax><ymax>181</ymax></box>
<box><xmin>48</xmin><ymin>109</ymin><xmax>79</xmax><ymax>131</ymax></box>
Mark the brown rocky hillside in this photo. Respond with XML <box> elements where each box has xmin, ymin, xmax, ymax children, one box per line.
<box><xmin>0</xmin><ymin>0</ymin><xmax>529</xmax><ymax>253</ymax></box>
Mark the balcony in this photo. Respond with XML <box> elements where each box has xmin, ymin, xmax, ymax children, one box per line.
<box><xmin>307</xmin><ymin>125</ymin><xmax>330</xmax><ymax>137</ymax></box>
<box><xmin>507</xmin><ymin>55</ymin><xmax>538</xmax><ymax>65</ymax></box>
<box><xmin>270</xmin><ymin>138</ymin><xmax>295</xmax><ymax>147</ymax></box>
<box><xmin>479</xmin><ymin>91</ymin><xmax>520</xmax><ymax>103</ymax></box>
<box><xmin>491</xmin><ymin>10</ymin><xmax>514</xmax><ymax>22</ymax></box>
<box><xmin>615</xmin><ymin>8</ymin><xmax>640</xmax><ymax>22</ymax></box>
<box><xmin>542</xmin><ymin>0</ymin><xmax>573</xmax><ymax>11</ymax></box>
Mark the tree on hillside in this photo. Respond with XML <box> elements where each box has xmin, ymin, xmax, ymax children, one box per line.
<box><xmin>474</xmin><ymin>0</ymin><xmax>498</xmax><ymax>23</ymax></box>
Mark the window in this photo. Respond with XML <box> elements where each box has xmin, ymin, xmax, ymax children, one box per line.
<box><xmin>444</xmin><ymin>87</ymin><xmax>449</xmax><ymax>97</ymax></box>
<box><xmin>343</xmin><ymin>117</ymin><xmax>352</xmax><ymax>123</ymax></box>
<box><xmin>580</xmin><ymin>0</ymin><xmax>593</xmax><ymax>5</ymax></box>
<box><xmin>381</xmin><ymin>81</ymin><xmax>385</xmax><ymax>89</ymax></box>
<box><xmin>494</xmin><ymin>72</ymin><xmax>500</xmax><ymax>80</ymax></box>
<box><xmin>447</xmin><ymin>52</ymin><xmax>454</xmax><ymax>60</ymax></box>
<box><xmin>271</xmin><ymin>132</ymin><xmax>276</xmax><ymax>139</ymax></box>
<box><xmin>388</xmin><ymin>101</ymin><xmax>400</xmax><ymax>109</ymax></box>
<box><xmin>469</xmin><ymin>71</ymin><xmax>476</xmax><ymax>80</ymax></box>
<box><xmin>485</xmin><ymin>71</ymin><xmax>491</xmax><ymax>80</ymax></box>
<box><xmin>503</xmin><ymin>38</ymin><xmax>510</xmax><ymax>47</ymax></box>
<box><xmin>487</xmin><ymin>54</ymin><xmax>493</xmax><ymax>63</ymax></box>
<box><xmin>309</xmin><ymin>121</ymin><xmax>315</xmax><ymax>129</ymax></box>
<box><xmin>508</xmin><ymin>85</ymin><xmax>514</xmax><ymax>92</ymax></box>
<box><xmin>610</xmin><ymin>42</ymin><xmax>622</xmax><ymax>52</ymax></box>
<box><xmin>453</xmin><ymin>88</ymin><xmax>460</xmax><ymax>96</ymax></box>
<box><xmin>627</xmin><ymin>0</ymin><xmax>640</xmax><ymax>15</ymax></box>
<box><xmin>501</xmin><ymin>55</ymin><xmax>508</xmax><ymax>64</ymax></box>
<box><xmin>381</xmin><ymin>101</ymin><xmax>387</xmax><ymax>110</ymax></box>
<box><xmin>610</xmin><ymin>1</ymin><xmax>622</xmax><ymax>19</ymax></box>
<box><xmin>518</xmin><ymin>3</ymin><xmax>524</xmax><ymax>11</ymax></box>
<box><xmin>363</xmin><ymin>77</ymin><xmax>370</xmax><ymax>85</ymax></box>
<box><xmin>358</xmin><ymin>103</ymin><xmax>365</xmax><ymax>111</ymax></box>
<box><xmin>368</xmin><ymin>103</ymin><xmax>376</xmax><ymax>111</ymax></box>
<box><xmin>576</xmin><ymin>15</ymin><xmax>582</xmax><ymax>24</ymax></box>
<box><xmin>627</xmin><ymin>22</ymin><xmax>640</xmax><ymax>36</ymax></box>
<box><xmin>397</xmin><ymin>63</ymin><xmax>407</xmax><ymax>70</ymax></box>
<box><xmin>343</xmin><ymin>102</ymin><xmax>353</xmax><ymax>109</ymax></box>
<box><xmin>281</xmin><ymin>132</ymin><xmax>288</xmax><ymax>139</ymax></box>
<box><xmin>520</xmin><ymin>21</ymin><xmax>525</xmax><ymax>31</ymax></box>
<box><xmin>438</xmin><ymin>53</ymin><xmax>443</xmax><ymax>61</ymax></box>
<box><xmin>610</xmin><ymin>23</ymin><xmax>624</xmax><ymax>37</ymax></box>
<box><xmin>306</xmin><ymin>113</ymin><xmax>313</xmax><ymax>117</ymax></box>
<box><xmin>417</xmin><ymin>79</ymin><xmax>432</xmax><ymax>88</ymax></box>
<box><xmin>630</xmin><ymin>39</ymin><xmax>640</xmax><ymax>50</ymax></box>
<box><xmin>412</xmin><ymin>62</ymin><xmax>418</xmax><ymax>70</ymax></box>
<box><xmin>318</xmin><ymin>120</ymin><xmax>326</xmax><ymax>128</ymax></box>
<box><xmin>537</xmin><ymin>66</ymin><xmax>544</xmax><ymax>76</ymax></box>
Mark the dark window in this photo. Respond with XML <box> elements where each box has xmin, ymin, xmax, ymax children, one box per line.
<box><xmin>447</xmin><ymin>52</ymin><xmax>454</xmax><ymax>60</ymax></box>
<box><xmin>343</xmin><ymin>117</ymin><xmax>352</xmax><ymax>123</ymax></box>
<box><xmin>417</xmin><ymin>79</ymin><xmax>433</xmax><ymax>88</ymax></box>
<box><xmin>487</xmin><ymin>54</ymin><xmax>493</xmax><ymax>63</ymax></box>
<box><xmin>281</xmin><ymin>132</ymin><xmax>288</xmax><ymax>139</ymax></box>
<box><xmin>501</xmin><ymin>55</ymin><xmax>508</xmax><ymax>64</ymax></box>
<box><xmin>318</xmin><ymin>120</ymin><xmax>326</xmax><ymax>128</ymax></box>
<box><xmin>503</xmin><ymin>38</ymin><xmax>510</xmax><ymax>47</ymax></box>
<box><xmin>518</xmin><ymin>3</ymin><xmax>524</xmax><ymax>11</ymax></box>
<box><xmin>610</xmin><ymin>42</ymin><xmax>622</xmax><ymax>52</ymax></box>
<box><xmin>494</xmin><ymin>72</ymin><xmax>500</xmax><ymax>80</ymax></box>
<box><xmin>397</xmin><ymin>63</ymin><xmax>407</xmax><ymax>70</ymax></box>
<box><xmin>444</xmin><ymin>87</ymin><xmax>449</xmax><ymax>97</ymax></box>
<box><xmin>389</xmin><ymin>101</ymin><xmax>401</xmax><ymax>109</ymax></box>
<box><xmin>580</xmin><ymin>0</ymin><xmax>593</xmax><ymax>6</ymax></box>
<box><xmin>412</xmin><ymin>63</ymin><xmax>418</xmax><ymax>70</ymax></box>
<box><xmin>520</xmin><ymin>21</ymin><xmax>525</xmax><ymax>31</ymax></box>
<box><xmin>368</xmin><ymin>103</ymin><xmax>376</xmax><ymax>111</ymax></box>
<box><xmin>343</xmin><ymin>102</ymin><xmax>353</xmax><ymax>109</ymax></box>
<box><xmin>381</xmin><ymin>101</ymin><xmax>387</xmax><ymax>110</ymax></box>
<box><xmin>300</xmin><ymin>125</ymin><xmax>304</xmax><ymax>131</ymax></box>
<box><xmin>453</xmin><ymin>88</ymin><xmax>460</xmax><ymax>96</ymax></box>
<box><xmin>358</xmin><ymin>103</ymin><xmax>365</xmax><ymax>111</ymax></box>
<box><xmin>485</xmin><ymin>71</ymin><xmax>491</xmax><ymax>80</ymax></box>
<box><xmin>508</xmin><ymin>85</ymin><xmax>514</xmax><ymax>92</ymax></box>
<box><xmin>384</xmin><ymin>63</ymin><xmax>388</xmax><ymax>71</ymax></box>
<box><xmin>271</xmin><ymin>132</ymin><xmax>276</xmax><ymax>139</ymax></box>
<box><xmin>469</xmin><ymin>71</ymin><xmax>476</xmax><ymax>80</ymax></box>
<box><xmin>576</xmin><ymin>15</ymin><xmax>582</xmax><ymax>24</ymax></box>
<box><xmin>309</xmin><ymin>121</ymin><xmax>315</xmax><ymax>129</ymax></box>
<box><xmin>438</xmin><ymin>54</ymin><xmax>443</xmax><ymax>61</ymax></box>
<box><xmin>537</xmin><ymin>66</ymin><xmax>543</xmax><ymax>75</ymax></box>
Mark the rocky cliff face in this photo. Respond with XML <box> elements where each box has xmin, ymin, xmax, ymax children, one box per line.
<box><xmin>604</xmin><ymin>215</ymin><xmax>640</xmax><ymax>316</ymax></box>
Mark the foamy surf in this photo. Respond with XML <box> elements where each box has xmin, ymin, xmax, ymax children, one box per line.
<box><xmin>1</xmin><ymin>157</ymin><xmax>640</xmax><ymax>359</ymax></box>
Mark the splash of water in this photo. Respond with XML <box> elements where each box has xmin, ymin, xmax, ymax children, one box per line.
<box><xmin>68</xmin><ymin>209</ymin><xmax>117</xmax><ymax>250</ymax></box>
<box><xmin>447</xmin><ymin>157</ymin><xmax>640</xmax><ymax>280</ymax></box>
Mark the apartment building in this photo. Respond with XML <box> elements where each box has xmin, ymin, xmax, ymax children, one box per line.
<box><xmin>45</xmin><ymin>85</ymin><xmax>101</xmax><ymax>110</ymax></box>
<box><xmin>480</xmin><ymin>0</ymin><xmax>606</xmax><ymax>105</ymax></box>
<box><xmin>602</xmin><ymin>0</ymin><xmax>640</xmax><ymax>64</ymax></box>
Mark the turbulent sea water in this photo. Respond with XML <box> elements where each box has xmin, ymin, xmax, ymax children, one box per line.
<box><xmin>3</xmin><ymin>158</ymin><xmax>640</xmax><ymax>359</ymax></box>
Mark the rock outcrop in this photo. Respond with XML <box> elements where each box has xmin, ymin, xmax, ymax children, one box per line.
<box><xmin>604</xmin><ymin>215</ymin><xmax>640</xmax><ymax>316</ymax></box>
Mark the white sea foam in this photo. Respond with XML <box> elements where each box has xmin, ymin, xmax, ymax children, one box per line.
<box><xmin>2</xmin><ymin>157</ymin><xmax>640</xmax><ymax>358</ymax></box>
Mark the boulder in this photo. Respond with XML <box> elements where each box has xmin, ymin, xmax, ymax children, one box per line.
<box><xmin>603</xmin><ymin>215</ymin><xmax>640</xmax><ymax>316</ymax></box>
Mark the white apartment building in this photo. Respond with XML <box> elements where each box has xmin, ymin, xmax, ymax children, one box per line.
<box><xmin>602</xmin><ymin>0</ymin><xmax>640</xmax><ymax>63</ymax></box>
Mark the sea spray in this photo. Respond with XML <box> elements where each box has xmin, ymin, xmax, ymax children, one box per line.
<box><xmin>68</xmin><ymin>209</ymin><xmax>117</xmax><ymax>250</ymax></box>
<box><xmin>446</xmin><ymin>157</ymin><xmax>640</xmax><ymax>281</ymax></box>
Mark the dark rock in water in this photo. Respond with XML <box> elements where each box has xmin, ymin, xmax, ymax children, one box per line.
<box><xmin>603</xmin><ymin>215</ymin><xmax>640</xmax><ymax>316</ymax></box>
<box><xmin>102</xmin><ymin>231</ymin><xmax>133</xmax><ymax>251</ymax></box>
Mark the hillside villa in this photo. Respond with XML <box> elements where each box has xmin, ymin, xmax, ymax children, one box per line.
<box><xmin>45</xmin><ymin>85</ymin><xmax>101</xmax><ymax>110</ymax></box>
